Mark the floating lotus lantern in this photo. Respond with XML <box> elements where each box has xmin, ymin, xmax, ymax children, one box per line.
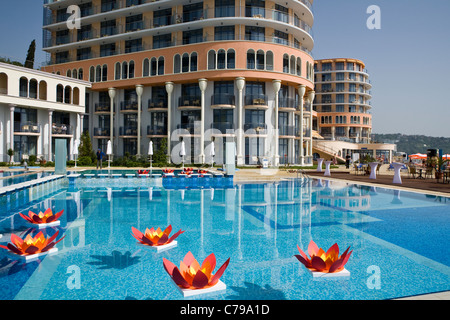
<box><xmin>162</xmin><ymin>169</ymin><xmax>175</xmax><ymax>176</ymax></box>
<box><xmin>198</xmin><ymin>169</ymin><xmax>208</xmax><ymax>174</ymax></box>
<box><xmin>0</xmin><ymin>231</ymin><xmax>65</xmax><ymax>261</ymax></box>
<box><xmin>294</xmin><ymin>240</ymin><xmax>352</xmax><ymax>278</ymax></box>
<box><xmin>19</xmin><ymin>208</ymin><xmax>64</xmax><ymax>228</ymax></box>
<box><xmin>138</xmin><ymin>169</ymin><xmax>149</xmax><ymax>175</ymax></box>
<box><xmin>131</xmin><ymin>225</ymin><xmax>184</xmax><ymax>252</ymax></box>
<box><xmin>163</xmin><ymin>252</ymin><xmax>230</xmax><ymax>297</ymax></box>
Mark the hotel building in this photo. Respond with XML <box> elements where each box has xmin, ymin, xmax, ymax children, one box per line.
<box><xmin>313</xmin><ymin>58</ymin><xmax>395</xmax><ymax>163</ymax></box>
<box><xmin>0</xmin><ymin>62</ymin><xmax>91</xmax><ymax>163</ymax></box>
<box><xmin>41</xmin><ymin>0</ymin><xmax>317</xmax><ymax>166</ymax></box>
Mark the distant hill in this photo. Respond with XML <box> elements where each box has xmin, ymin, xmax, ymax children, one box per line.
<box><xmin>371</xmin><ymin>133</ymin><xmax>450</xmax><ymax>155</ymax></box>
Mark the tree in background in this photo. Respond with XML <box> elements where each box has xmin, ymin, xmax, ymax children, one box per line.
<box><xmin>152</xmin><ymin>138</ymin><xmax>169</xmax><ymax>166</ymax></box>
<box><xmin>24</xmin><ymin>40</ymin><xmax>36</xmax><ymax>69</ymax></box>
<box><xmin>78</xmin><ymin>131</ymin><xmax>96</xmax><ymax>163</ymax></box>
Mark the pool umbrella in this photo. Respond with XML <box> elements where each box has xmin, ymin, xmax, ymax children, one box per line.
<box><xmin>409</xmin><ymin>153</ymin><xmax>426</xmax><ymax>159</ymax></box>
<box><xmin>106</xmin><ymin>140</ymin><xmax>112</xmax><ymax>168</ymax></box>
<box><xmin>210</xmin><ymin>141</ymin><xmax>215</xmax><ymax>168</ymax></box>
<box><xmin>180</xmin><ymin>140</ymin><xmax>186</xmax><ymax>169</ymax></box>
<box><xmin>148</xmin><ymin>141</ymin><xmax>154</xmax><ymax>168</ymax></box>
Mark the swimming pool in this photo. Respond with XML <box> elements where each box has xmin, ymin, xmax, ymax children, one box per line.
<box><xmin>0</xmin><ymin>177</ymin><xmax>448</xmax><ymax>300</ymax></box>
<box><xmin>0</xmin><ymin>171</ymin><xmax>54</xmax><ymax>188</ymax></box>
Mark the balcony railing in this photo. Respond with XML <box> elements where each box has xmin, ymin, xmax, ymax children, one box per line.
<box><xmin>179</xmin><ymin>96</ymin><xmax>201</xmax><ymax>108</ymax></box>
<box><xmin>243</xmin><ymin>123</ymin><xmax>267</xmax><ymax>134</ymax></box>
<box><xmin>211</xmin><ymin>122</ymin><xmax>235</xmax><ymax>134</ymax></box>
<box><xmin>147</xmin><ymin>125</ymin><xmax>167</xmax><ymax>135</ymax></box>
<box><xmin>177</xmin><ymin>123</ymin><xmax>197</xmax><ymax>134</ymax></box>
<box><xmin>211</xmin><ymin>94</ymin><xmax>235</xmax><ymax>106</ymax></box>
<box><xmin>119</xmin><ymin>126</ymin><xmax>140</xmax><ymax>136</ymax></box>
<box><xmin>245</xmin><ymin>95</ymin><xmax>268</xmax><ymax>106</ymax></box>
<box><xmin>93</xmin><ymin>128</ymin><xmax>113</xmax><ymax>137</ymax></box>
<box><xmin>148</xmin><ymin>98</ymin><xmax>167</xmax><ymax>109</ymax></box>
<box><xmin>279</xmin><ymin>98</ymin><xmax>296</xmax><ymax>109</ymax></box>
<box><xmin>14</xmin><ymin>122</ymin><xmax>40</xmax><ymax>134</ymax></box>
<box><xmin>52</xmin><ymin>124</ymin><xmax>73</xmax><ymax>135</ymax></box>
<box><xmin>120</xmin><ymin>101</ymin><xmax>139</xmax><ymax>112</ymax></box>
<box><xmin>279</xmin><ymin>126</ymin><xmax>295</xmax><ymax>136</ymax></box>
<box><xmin>95</xmin><ymin>102</ymin><xmax>112</xmax><ymax>113</ymax></box>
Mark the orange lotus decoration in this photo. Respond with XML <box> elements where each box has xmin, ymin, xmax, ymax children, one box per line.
<box><xmin>163</xmin><ymin>252</ymin><xmax>230</xmax><ymax>290</ymax></box>
<box><xmin>131</xmin><ymin>225</ymin><xmax>184</xmax><ymax>247</ymax></box>
<box><xmin>0</xmin><ymin>231</ymin><xmax>65</xmax><ymax>256</ymax></box>
<box><xmin>162</xmin><ymin>169</ymin><xmax>174</xmax><ymax>174</ymax></box>
<box><xmin>294</xmin><ymin>240</ymin><xmax>352</xmax><ymax>273</ymax></box>
<box><xmin>138</xmin><ymin>170</ymin><xmax>149</xmax><ymax>174</ymax></box>
<box><xmin>198</xmin><ymin>169</ymin><xmax>208</xmax><ymax>174</ymax></box>
<box><xmin>19</xmin><ymin>208</ymin><xmax>64</xmax><ymax>225</ymax></box>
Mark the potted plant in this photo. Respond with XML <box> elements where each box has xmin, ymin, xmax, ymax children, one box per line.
<box><xmin>7</xmin><ymin>148</ymin><xmax>14</xmax><ymax>165</ymax></box>
<box><xmin>434</xmin><ymin>156</ymin><xmax>448</xmax><ymax>180</ymax></box>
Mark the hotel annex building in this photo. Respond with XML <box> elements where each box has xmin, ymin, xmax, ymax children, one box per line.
<box><xmin>0</xmin><ymin>0</ymin><xmax>395</xmax><ymax>165</ymax></box>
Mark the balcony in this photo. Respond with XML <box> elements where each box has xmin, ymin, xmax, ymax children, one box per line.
<box><xmin>211</xmin><ymin>94</ymin><xmax>235</xmax><ymax>107</ymax></box>
<box><xmin>95</xmin><ymin>102</ymin><xmax>112</xmax><ymax>113</ymax></box>
<box><xmin>14</xmin><ymin>122</ymin><xmax>40</xmax><ymax>134</ymax></box>
<box><xmin>177</xmin><ymin>123</ymin><xmax>198</xmax><ymax>135</ymax></box>
<box><xmin>279</xmin><ymin>98</ymin><xmax>296</xmax><ymax>110</ymax></box>
<box><xmin>244</xmin><ymin>95</ymin><xmax>268</xmax><ymax>108</ymax></box>
<box><xmin>211</xmin><ymin>122</ymin><xmax>235</xmax><ymax>135</ymax></box>
<box><xmin>147</xmin><ymin>125</ymin><xmax>167</xmax><ymax>136</ymax></box>
<box><xmin>279</xmin><ymin>126</ymin><xmax>295</xmax><ymax>137</ymax></box>
<box><xmin>178</xmin><ymin>96</ymin><xmax>201</xmax><ymax>109</ymax></box>
<box><xmin>93</xmin><ymin>128</ymin><xmax>113</xmax><ymax>137</ymax></box>
<box><xmin>148</xmin><ymin>98</ymin><xmax>167</xmax><ymax>110</ymax></box>
<box><xmin>119</xmin><ymin>126</ymin><xmax>140</xmax><ymax>137</ymax></box>
<box><xmin>244</xmin><ymin>123</ymin><xmax>267</xmax><ymax>134</ymax></box>
<box><xmin>52</xmin><ymin>124</ymin><xmax>73</xmax><ymax>135</ymax></box>
<box><xmin>120</xmin><ymin>101</ymin><xmax>139</xmax><ymax>112</ymax></box>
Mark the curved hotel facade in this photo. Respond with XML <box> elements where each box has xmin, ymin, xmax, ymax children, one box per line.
<box><xmin>41</xmin><ymin>0</ymin><xmax>317</xmax><ymax>166</ymax></box>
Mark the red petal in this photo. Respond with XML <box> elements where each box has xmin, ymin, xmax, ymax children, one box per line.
<box><xmin>326</xmin><ymin>243</ymin><xmax>340</xmax><ymax>257</ymax></box>
<box><xmin>192</xmin><ymin>270</ymin><xmax>209</xmax><ymax>289</ymax></box>
<box><xmin>46</xmin><ymin>216</ymin><xmax>56</xmax><ymax>223</ymax></box>
<box><xmin>183</xmin><ymin>251</ymin><xmax>196</xmax><ymax>266</ymax></box>
<box><xmin>44</xmin><ymin>208</ymin><xmax>52</xmax><ymax>215</ymax></box>
<box><xmin>328</xmin><ymin>258</ymin><xmax>344</xmax><ymax>273</ymax></box>
<box><xmin>171</xmin><ymin>267</ymin><xmax>191</xmax><ymax>288</ymax></box>
<box><xmin>296</xmin><ymin>244</ymin><xmax>308</xmax><ymax>261</ymax></box>
<box><xmin>19</xmin><ymin>213</ymin><xmax>33</xmax><ymax>223</ymax></box>
<box><xmin>5</xmin><ymin>243</ymin><xmax>23</xmax><ymax>255</ymax></box>
<box><xmin>210</xmin><ymin>258</ymin><xmax>230</xmax><ymax>285</ymax></box>
<box><xmin>131</xmin><ymin>227</ymin><xmax>144</xmax><ymax>239</ymax></box>
<box><xmin>32</xmin><ymin>215</ymin><xmax>43</xmax><ymax>224</ymax></box>
<box><xmin>157</xmin><ymin>233</ymin><xmax>169</xmax><ymax>245</ymax></box>
<box><xmin>25</xmin><ymin>246</ymin><xmax>40</xmax><ymax>254</ymax></box>
<box><xmin>162</xmin><ymin>258</ymin><xmax>177</xmax><ymax>276</ymax></box>
<box><xmin>167</xmin><ymin>229</ymin><xmax>185</xmax><ymax>243</ymax></box>
<box><xmin>294</xmin><ymin>255</ymin><xmax>312</xmax><ymax>268</ymax></box>
<box><xmin>10</xmin><ymin>234</ymin><xmax>24</xmax><ymax>246</ymax></box>
<box><xmin>341</xmin><ymin>250</ymin><xmax>353</xmax><ymax>266</ymax></box>
<box><xmin>308</xmin><ymin>240</ymin><xmax>319</xmax><ymax>258</ymax></box>
<box><xmin>201</xmin><ymin>253</ymin><xmax>216</xmax><ymax>272</ymax></box>
<box><xmin>54</xmin><ymin>210</ymin><xmax>64</xmax><ymax>220</ymax></box>
<box><xmin>311</xmin><ymin>256</ymin><xmax>326</xmax><ymax>271</ymax></box>
<box><xmin>163</xmin><ymin>225</ymin><xmax>172</xmax><ymax>235</ymax></box>
<box><xmin>45</xmin><ymin>231</ymin><xmax>60</xmax><ymax>245</ymax></box>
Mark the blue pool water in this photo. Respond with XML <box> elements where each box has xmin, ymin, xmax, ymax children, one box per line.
<box><xmin>0</xmin><ymin>171</ymin><xmax>53</xmax><ymax>188</ymax></box>
<box><xmin>0</xmin><ymin>177</ymin><xmax>449</xmax><ymax>300</ymax></box>
<box><xmin>0</xmin><ymin>171</ymin><xmax>27</xmax><ymax>178</ymax></box>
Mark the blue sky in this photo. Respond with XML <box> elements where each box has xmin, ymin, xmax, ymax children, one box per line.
<box><xmin>0</xmin><ymin>0</ymin><xmax>449</xmax><ymax>137</ymax></box>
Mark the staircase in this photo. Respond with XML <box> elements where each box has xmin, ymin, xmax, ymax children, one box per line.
<box><xmin>313</xmin><ymin>144</ymin><xmax>346</xmax><ymax>163</ymax></box>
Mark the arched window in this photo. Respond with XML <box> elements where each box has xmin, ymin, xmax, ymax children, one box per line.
<box><xmin>143</xmin><ymin>58</ymin><xmax>150</xmax><ymax>77</ymax></box>
<box><xmin>19</xmin><ymin>77</ymin><xmax>28</xmax><ymax>97</ymax></box>
<box><xmin>39</xmin><ymin>81</ymin><xmax>47</xmax><ymax>100</ymax></box>
<box><xmin>78</xmin><ymin>68</ymin><xmax>83</xmax><ymax>80</ymax></box>
<box><xmin>0</xmin><ymin>73</ymin><xmax>8</xmax><ymax>95</ymax></box>
<box><xmin>306</xmin><ymin>62</ymin><xmax>310</xmax><ymax>79</ymax></box>
<box><xmin>189</xmin><ymin>54</ymin><xmax>196</xmax><ymax>72</ymax></box>
<box><xmin>56</xmin><ymin>84</ymin><xmax>64</xmax><ymax>102</ymax></box>
<box><xmin>182</xmin><ymin>53</ymin><xmax>189</xmax><ymax>73</ymax></box>
<box><xmin>283</xmin><ymin>54</ymin><xmax>289</xmax><ymax>73</ymax></box>
<box><xmin>208</xmin><ymin>50</ymin><xmax>216</xmax><ymax>70</ymax></box>
<box><xmin>102</xmin><ymin>64</ymin><xmax>108</xmax><ymax>81</ymax></box>
<box><xmin>227</xmin><ymin>49</ymin><xmax>235</xmax><ymax>69</ymax></box>
<box><xmin>95</xmin><ymin>65</ymin><xmax>102</xmax><ymax>82</ymax></box>
<box><xmin>72</xmin><ymin>69</ymin><xmax>77</xmax><ymax>79</ymax></box>
<box><xmin>128</xmin><ymin>61</ymin><xmax>135</xmax><ymax>78</ymax></box>
<box><xmin>89</xmin><ymin>66</ymin><xmax>95</xmax><ymax>82</ymax></box>
<box><xmin>122</xmin><ymin>61</ymin><xmax>128</xmax><ymax>79</ymax></box>
<box><xmin>247</xmin><ymin>49</ymin><xmax>255</xmax><ymax>69</ymax></box>
<box><xmin>174</xmin><ymin>54</ymin><xmax>181</xmax><ymax>73</ymax></box>
<box><xmin>66</xmin><ymin>69</ymin><xmax>72</xmax><ymax>78</ymax></box>
<box><xmin>115</xmin><ymin>63</ymin><xmax>121</xmax><ymax>80</ymax></box>
<box><xmin>73</xmin><ymin>87</ymin><xmax>80</xmax><ymax>105</ymax></box>
<box><xmin>296</xmin><ymin>57</ymin><xmax>301</xmax><ymax>76</ymax></box>
<box><xmin>29</xmin><ymin>79</ymin><xmax>38</xmax><ymax>99</ymax></box>
<box><xmin>64</xmin><ymin>86</ymin><xmax>71</xmax><ymax>104</ymax></box>
<box><xmin>218</xmin><ymin>49</ymin><xmax>226</xmax><ymax>69</ymax></box>
<box><xmin>158</xmin><ymin>56</ymin><xmax>165</xmax><ymax>75</ymax></box>
<box><xmin>266</xmin><ymin>51</ymin><xmax>273</xmax><ymax>71</ymax></box>
<box><xmin>150</xmin><ymin>57</ymin><xmax>157</xmax><ymax>76</ymax></box>
<box><xmin>290</xmin><ymin>56</ymin><xmax>296</xmax><ymax>74</ymax></box>
<box><xmin>256</xmin><ymin>50</ymin><xmax>265</xmax><ymax>70</ymax></box>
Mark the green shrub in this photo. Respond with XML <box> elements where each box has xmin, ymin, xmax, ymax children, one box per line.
<box><xmin>77</xmin><ymin>156</ymin><xmax>92</xmax><ymax>166</ymax></box>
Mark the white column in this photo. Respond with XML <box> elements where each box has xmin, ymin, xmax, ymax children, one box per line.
<box><xmin>236</xmin><ymin>77</ymin><xmax>245</xmax><ymax>166</ymax></box>
<box><xmin>272</xmin><ymin>80</ymin><xmax>281</xmax><ymax>166</ymax></box>
<box><xmin>48</xmin><ymin>109</ymin><xmax>53</xmax><ymax>161</ymax></box>
<box><xmin>165</xmin><ymin>82</ymin><xmax>174</xmax><ymax>161</ymax></box>
<box><xmin>199</xmin><ymin>79</ymin><xmax>208</xmax><ymax>164</ymax></box>
<box><xmin>297</xmin><ymin>85</ymin><xmax>306</xmax><ymax>166</ymax></box>
<box><xmin>331</xmin><ymin>126</ymin><xmax>336</xmax><ymax>141</ymax></box>
<box><xmin>108</xmin><ymin>88</ymin><xmax>116</xmax><ymax>159</ymax></box>
<box><xmin>307</xmin><ymin>91</ymin><xmax>315</xmax><ymax>162</ymax></box>
<box><xmin>136</xmin><ymin>85</ymin><xmax>144</xmax><ymax>157</ymax></box>
<box><xmin>9</xmin><ymin>105</ymin><xmax>15</xmax><ymax>163</ymax></box>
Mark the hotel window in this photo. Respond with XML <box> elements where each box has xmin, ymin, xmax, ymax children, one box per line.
<box><xmin>77</xmin><ymin>48</ymin><xmax>91</xmax><ymax>61</ymax></box>
<box><xmin>322</xmin><ymin>63</ymin><xmax>332</xmax><ymax>71</ymax></box>
<box><xmin>214</xmin><ymin>26</ymin><xmax>235</xmax><ymax>41</ymax></box>
<box><xmin>153</xmin><ymin>8</ymin><xmax>172</xmax><ymax>27</ymax></box>
<box><xmin>100</xmin><ymin>43</ymin><xmax>116</xmax><ymax>57</ymax></box>
<box><xmin>115</xmin><ymin>62</ymin><xmax>121</xmax><ymax>80</ymax></box>
<box><xmin>347</xmin><ymin>63</ymin><xmax>354</xmax><ymax>70</ymax></box>
<box><xmin>322</xmin><ymin>105</ymin><xmax>331</xmax><ymax>112</ymax></box>
<box><xmin>122</xmin><ymin>61</ymin><xmax>128</xmax><ymax>79</ymax></box>
<box><xmin>336</xmin><ymin>73</ymin><xmax>345</xmax><ymax>81</ymax></box>
<box><xmin>89</xmin><ymin>67</ymin><xmax>95</xmax><ymax>82</ymax></box>
<box><xmin>245</xmin><ymin>26</ymin><xmax>265</xmax><ymax>41</ymax></box>
<box><xmin>126</xmin><ymin>0</ymin><xmax>144</xmax><ymax>7</ymax></box>
<box><xmin>129</xmin><ymin>61</ymin><xmax>135</xmax><ymax>79</ymax></box>
<box><xmin>290</xmin><ymin>56</ymin><xmax>295</xmax><ymax>74</ymax></box>
<box><xmin>215</xmin><ymin>0</ymin><xmax>235</xmax><ymax>17</ymax></box>
<box><xmin>95</xmin><ymin>66</ymin><xmax>102</xmax><ymax>82</ymax></box>
<box><xmin>217</xmin><ymin>50</ymin><xmax>226</xmax><ymax>69</ymax></box>
<box><xmin>274</xmin><ymin>4</ymin><xmax>289</xmax><ymax>23</ymax></box>
<box><xmin>245</xmin><ymin>0</ymin><xmax>265</xmax><ymax>18</ymax></box>
<box><xmin>227</xmin><ymin>49</ymin><xmax>236</xmax><ymax>69</ymax></box>
<box><xmin>273</xmin><ymin>30</ymin><xmax>288</xmax><ymax>46</ymax></box>
<box><xmin>247</xmin><ymin>50</ymin><xmax>255</xmax><ymax>69</ymax></box>
<box><xmin>183</xmin><ymin>2</ymin><xmax>204</xmax><ymax>22</ymax></box>
<box><xmin>125</xmin><ymin>39</ymin><xmax>142</xmax><ymax>53</ymax></box>
<box><xmin>245</xmin><ymin>82</ymin><xmax>266</xmax><ymax>106</ymax></box>
<box><xmin>336</xmin><ymin>94</ymin><xmax>344</xmax><ymax>103</ymax></box>
<box><xmin>213</xmin><ymin>81</ymin><xmax>235</xmax><ymax>105</ymax></box>
<box><xmin>56</xmin><ymin>30</ymin><xmax>69</xmax><ymax>45</ymax></box>
<box><xmin>19</xmin><ymin>78</ymin><xmax>28</xmax><ymax>97</ymax></box>
<box><xmin>101</xmin><ymin>20</ymin><xmax>116</xmax><ymax>37</ymax></box>
<box><xmin>296</xmin><ymin>57</ymin><xmax>301</xmax><ymax>76</ymax></box>
<box><xmin>56</xmin><ymin>8</ymin><xmax>69</xmax><ymax>23</ymax></box>
<box><xmin>336</xmin><ymin>83</ymin><xmax>345</xmax><ymax>92</ymax></box>
<box><xmin>153</xmin><ymin>33</ymin><xmax>172</xmax><ymax>49</ymax></box>
<box><xmin>349</xmin><ymin>94</ymin><xmax>356</xmax><ymax>103</ymax></box>
<box><xmin>79</xmin><ymin>2</ymin><xmax>93</xmax><ymax>17</ymax></box>
<box><xmin>208</xmin><ymin>51</ymin><xmax>216</xmax><ymax>70</ymax></box>
<box><xmin>266</xmin><ymin>51</ymin><xmax>273</xmax><ymax>71</ymax></box>
<box><xmin>283</xmin><ymin>54</ymin><xmax>289</xmax><ymax>73</ymax></box>
<box><xmin>77</xmin><ymin>25</ymin><xmax>92</xmax><ymax>41</ymax></box>
<box><xmin>349</xmin><ymin>105</ymin><xmax>357</xmax><ymax>113</ymax></box>
<box><xmin>335</xmin><ymin>62</ymin><xmax>344</xmax><ymax>70</ymax></box>
<box><xmin>322</xmin><ymin>95</ymin><xmax>331</xmax><ymax>103</ymax></box>
<box><xmin>101</xmin><ymin>0</ymin><xmax>117</xmax><ymax>12</ymax></box>
<box><xmin>336</xmin><ymin>105</ymin><xmax>345</xmax><ymax>112</ymax></box>
<box><xmin>348</xmin><ymin>73</ymin><xmax>356</xmax><ymax>81</ymax></box>
<box><xmin>102</xmin><ymin>65</ymin><xmax>108</xmax><ymax>81</ymax></box>
<box><xmin>322</xmin><ymin>84</ymin><xmax>332</xmax><ymax>92</ymax></box>
<box><xmin>256</xmin><ymin>50</ymin><xmax>265</xmax><ymax>70</ymax></box>
<box><xmin>183</xmin><ymin>29</ymin><xmax>203</xmax><ymax>45</ymax></box>
<box><xmin>349</xmin><ymin>83</ymin><xmax>356</xmax><ymax>92</ymax></box>
<box><xmin>146</xmin><ymin>57</ymin><xmax>164</xmax><ymax>76</ymax></box>
<box><xmin>126</xmin><ymin>14</ymin><xmax>143</xmax><ymax>32</ymax></box>
<box><xmin>158</xmin><ymin>57</ymin><xmax>165</xmax><ymax>75</ymax></box>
